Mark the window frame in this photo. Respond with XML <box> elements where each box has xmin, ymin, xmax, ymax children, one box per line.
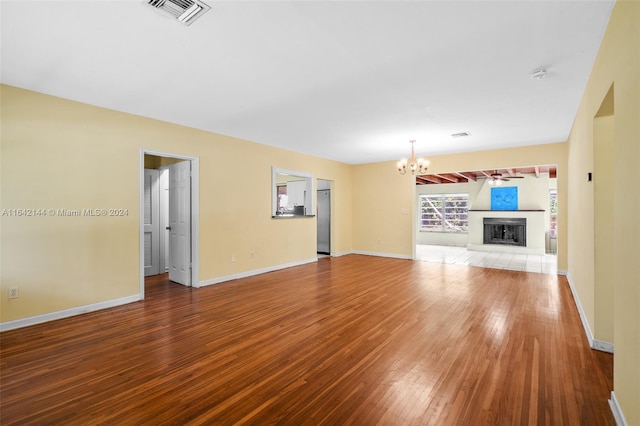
<box><xmin>549</xmin><ymin>189</ymin><xmax>558</xmax><ymax>239</ymax></box>
<box><xmin>419</xmin><ymin>193</ymin><xmax>469</xmax><ymax>233</ymax></box>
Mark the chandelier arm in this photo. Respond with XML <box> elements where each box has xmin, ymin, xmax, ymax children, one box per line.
<box><xmin>397</xmin><ymin>140</ymin><xmax>429</xmax><ymax>176</ymax></box>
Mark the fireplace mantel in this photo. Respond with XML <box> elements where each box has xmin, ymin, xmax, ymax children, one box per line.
<box><xmin>470</xmin><ymin>209</ymin><xmax>544</xmax><ymax>212</ymax></box>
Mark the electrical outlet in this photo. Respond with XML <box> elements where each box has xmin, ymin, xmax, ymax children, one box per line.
<box><xmin>231</xmin><ymin>255</ymin><xmax>237</xmax><ymax>263</ymax></box>
<box><xmin>249</xmin><ymin>251</ymin><xmax>255</xmax><ymax>259</ymax></box>
<box><xmin>8</xmin><ymin>288</ymin><xmax>19</xmax><ymax>299</ymax></box>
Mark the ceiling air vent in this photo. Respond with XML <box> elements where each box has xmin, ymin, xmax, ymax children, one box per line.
<box><xmin>451</xmin><ymin>132</ymin><xmax>471</xmax><ymax>138</ymax></box>
<box><xmin>147</xmin><ymin>0</ymin><xmax>211</xmax><ymax>26</ymax></box>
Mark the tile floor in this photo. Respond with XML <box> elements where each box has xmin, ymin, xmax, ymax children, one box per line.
<box><xmin>416</xmin><ymin>244</ymin><xmax>558</xmax><ymax>274</ymax></box>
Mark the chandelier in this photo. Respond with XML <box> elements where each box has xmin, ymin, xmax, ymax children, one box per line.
<box><xmin>397</xmin><ymin>140</ymin><xmax>429</xmax><ymax>175</ymax></box>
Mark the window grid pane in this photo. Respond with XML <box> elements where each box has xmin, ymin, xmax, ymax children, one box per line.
<box><xmin>549</xmin><ymin>190</ymin><xmax>558</xmax><ymax>238</ymax></box>
<box><xmin>420</xmin><ymin>194</ymin><xmax>468</xmax><ymax>233</ymax></box>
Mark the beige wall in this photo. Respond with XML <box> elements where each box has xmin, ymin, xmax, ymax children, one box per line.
<box><xmin>353</xmin><ymin>143</ymin><xmax>568</xmax><ymax>267</ymax></box>
<box><xmin>566</xmin><ymin>0</ymin><xmax>639</xmax><ymax>423</ymax></box>
<box><xmin>351</xmin><ymin>160</ymin><xmax>416</xmax><ymax>257</ymax></box>
<box><xmin>594</xmin><ymin>115</ymin><xmax>615</xmax><ymax>344</ymax></box>
<box><xmin>0</xmin><ymin>85</ymin><xmax>353</xmax><ymax>322</ymax></box>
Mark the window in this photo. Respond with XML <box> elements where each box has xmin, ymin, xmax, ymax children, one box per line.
<box><xmin>419</xmin><ymin>194</ymin><xmax>469</xmax><ymax>233</ymax></box>
<box><xmin>549</xmin><ymin>190</ymin><xmax>558</xmax><ymax>238</ymax></box>
<box><xmin>271</xmin><ymin>167</ymin><xmax>314</xmax><ymax>217</ymax></box>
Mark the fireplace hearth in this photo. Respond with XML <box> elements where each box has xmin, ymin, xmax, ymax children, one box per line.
<box><xmin>483</xmin><ymin>218</ymin><xmax>526</xmax><ymax>247</ymax></box>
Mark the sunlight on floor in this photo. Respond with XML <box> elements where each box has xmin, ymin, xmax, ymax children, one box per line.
<box><xmin>416</xmin><ymin>244</ymin><xmax>557</xmax><ymax>274</ymax></box>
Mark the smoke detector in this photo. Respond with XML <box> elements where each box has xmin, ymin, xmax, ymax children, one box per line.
<box><xmin>530</xmin><ymin>69</ymin><xmax>547</xmax><ymax>80</ymax></box>
<box><xmin>147</xmin><ymin>0</ymin><xmax>211</xmax><ymax>26</ymax></box>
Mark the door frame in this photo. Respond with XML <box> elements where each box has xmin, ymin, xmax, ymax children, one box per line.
<box><xmin>139</xmin><ymin>149</ymin><xmax>200</xmax><ymax>298</ymax></box>
<box><xmin>143</xmin><ymin>168</ymin><xmax>161</xmax><ymax>277</ymax></box>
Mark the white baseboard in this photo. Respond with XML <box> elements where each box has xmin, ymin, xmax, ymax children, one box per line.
<box><xmin>564</xmin><ymin>272</ymin><xmax>595</xmax><ymax>348</ymax></box>
<box><xmin>330</xmin><ymin>250</ymin><xmax>355</xmax><ymax>257</ymax></box>
<box><xmin>199</xmin><ymin>257</ymin><xmax>318</xmax><ymax>287</ymax></box>
<box><xmin>351</xmin><ymin>250</ymin><xmax>412</xmax><ymax>260</ymax></box>
<box><xmin>557</xmin><ymin>269</ymin><xmax>568</xmax><ymax>276</ymax></box>
<box><xmin>0</xmin><ymin>295</ymin><xmax>141</xmax><ymax>332</ymax></box>
<box><xmin>592</xmin><ymin>339</ymin><xmax>614</xmax><ymax>353</ymax></box>
<box><xmin>199</xmin><ymin>252</ymin><xmax>413</xmax><ymax>288</ymax></box>
<box><xmin>609</xmin><ymin>391</ymin><xmax>627</xmax><ymax>426</ymax></box>
<box><xmin>564</xmin><ymin>272</ymin><xmax>614</xmax><ymax>353</ymax></box>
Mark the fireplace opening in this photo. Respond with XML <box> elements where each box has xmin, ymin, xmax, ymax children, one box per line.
<box><xmin>483</xmin><ymin>218</ymin><xmax>526</xmax><ymax>247</ymax></box>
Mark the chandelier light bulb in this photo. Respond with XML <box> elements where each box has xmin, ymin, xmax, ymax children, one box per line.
<box><xmin>397</xmin><ymin>140</ymin><xmax>429</xmax><ymax>176</ymax></box>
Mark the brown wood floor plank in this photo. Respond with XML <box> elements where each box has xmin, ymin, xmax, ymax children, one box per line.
<box><xmin>0</xmin><ymin>255</ymin><xmax>614</xmax><ymax>425</ymax></box>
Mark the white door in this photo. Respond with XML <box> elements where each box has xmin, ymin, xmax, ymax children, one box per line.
<box><xmin>168</xmin><ymin>161</ymin><xmax>191</xmax><ymax>286</ymax></box>
<box><xmin>143</xmin><ymin>169</ymin><xmax>160</xmax><ymax>277</ymax></box>
<box><xmin>158</xmin><ymin>168</ymin><xmax>170</xmax><ymax>273</ymax></box>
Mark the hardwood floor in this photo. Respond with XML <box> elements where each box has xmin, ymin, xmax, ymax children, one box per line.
<box><xmin>0</xmin><ymin>255</ymin><xmax>614</xmax><ymax>425</ymax></box>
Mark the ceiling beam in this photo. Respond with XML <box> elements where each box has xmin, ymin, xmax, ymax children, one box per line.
<box><xmin>480</xmin><ymin>170</ymin><xmax>493</xmax><ymax>178</ymax></box>
<box><xmin>419</xmin><ymin>175</ymin><xmax>443</xmax><ymax>184</ymax></box>
<box><xmin>434</xmin><ymin>174</ymin><xmax>459</xmax><ymax>183</ymax></box>
<box><xmin>534</xmin><ymin>166</ymin><xmax>540</xmax><ymax>178</ymax></box>
<box><xmin>454</xmin><ymin>172</ymin><xmax>476</xmax><ymax>181</ymax></box>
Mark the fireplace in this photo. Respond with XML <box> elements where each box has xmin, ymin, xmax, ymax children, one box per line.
<box><xmin>483</xmin><ymin>218</ymin><xmax>526</xmax><ymax>247</ymax></box>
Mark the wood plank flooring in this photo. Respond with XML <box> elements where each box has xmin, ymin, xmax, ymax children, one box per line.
<box><xmin>0</xmin><ymin>255</ymin><xmax>614</xmax><ymax>425</ymax></box>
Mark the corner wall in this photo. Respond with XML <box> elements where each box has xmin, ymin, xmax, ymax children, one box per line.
<box><xmin>566</xmin><ymin>1</ymin><xmax>639</xmax><ymax>423</ymax></box>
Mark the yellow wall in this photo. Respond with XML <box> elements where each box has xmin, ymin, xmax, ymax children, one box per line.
<box><xmin>594</xmin><ymin>114</ymin><xmax>615</xmax><ymax>344</ymax></box>
<box><xmin>353</xmin><ymin>143</ymin><xmax>568</xmax><ymax>268</ymax></box>
<box><xmin>566</xmin><ymin>0</ymin><xmax>639</xmax><ymax>423</ymax></box>
<box><xmin>352</xmin><ymin>161</ymin><xmax>416</xmax><ymax>257</ymax></box>
<box><xmin>0</xmin><ymin>85</ymin><xmax>353</xmax><ymax>322</ymax></box>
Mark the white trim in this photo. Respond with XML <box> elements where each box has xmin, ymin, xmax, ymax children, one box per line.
<box><xmin>199</xmin><ymin>258</ymin><xmax>318</xmax><ymax>287</ymax></box>
<box><xmin>140</xmin><ymin>149</ymin><xmax>200</xmax><ymax>295</ymax></box>
<box><xmin>565</xmin><ymin>272</ymin><xmax>595</xmax><ymax>348</ymax></box>
<box><xmin>564</xmin><ymin>272</ymin><xmax>615</xmax><ymax>353</ymax></box>
<box><xmin>139</xmin><ymin>152</ymin><xmax>146</xmax><ymax>298</ymax></box>
<box><xmin>351</xmin><ymin>250</ymin><xmax>412</xmax><ymax>260</ymax></box>
<box><xmin>609</xmin><ymin>391</ymin><xmax>627</xmax><ymax>426</ymax></box>
<box><xmin>0</xmin><ymin>295</ymin><xmax>140</xmax><ymax>332</ymax></box>
<box><xmin>557</xmin><ymin>269</ymin><xmax>568</xmax><ymax>276</ymax></box>
<box><xmin>593</xmin><ymin>339</ymin><xmax>614</xmax><ymax>353</ymax></box>
<box><xmin>330</xmin><ymin>250</ymin><xmax>355</xmax><ymax>258</ymax></box>
<box><xmin>190</xmin><ymin>158</ymin><xmax>200</xmax><ymax>288</ymax></box>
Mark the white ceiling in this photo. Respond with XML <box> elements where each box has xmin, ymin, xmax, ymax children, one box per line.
<box><xmin>1</xmin><ymin>0</ymin><xmax>615</xmax><ymax>165</ymax></box>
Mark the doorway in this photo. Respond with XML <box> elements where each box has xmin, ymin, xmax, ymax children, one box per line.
<box><xmin>593</xmin><ymin>84</ymin><xmax>615</xmax><ymax>352</ymax></box>
<box><xmin>140</xmin><ymin>150</ymin><xmax>200</xmax><ymax>299</ymax></box>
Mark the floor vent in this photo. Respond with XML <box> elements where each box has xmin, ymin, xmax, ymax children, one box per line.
<box><xmin>147</xmin><ymin>0</ymin><xmax>211</xmax><ymax>26</ymax></box>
